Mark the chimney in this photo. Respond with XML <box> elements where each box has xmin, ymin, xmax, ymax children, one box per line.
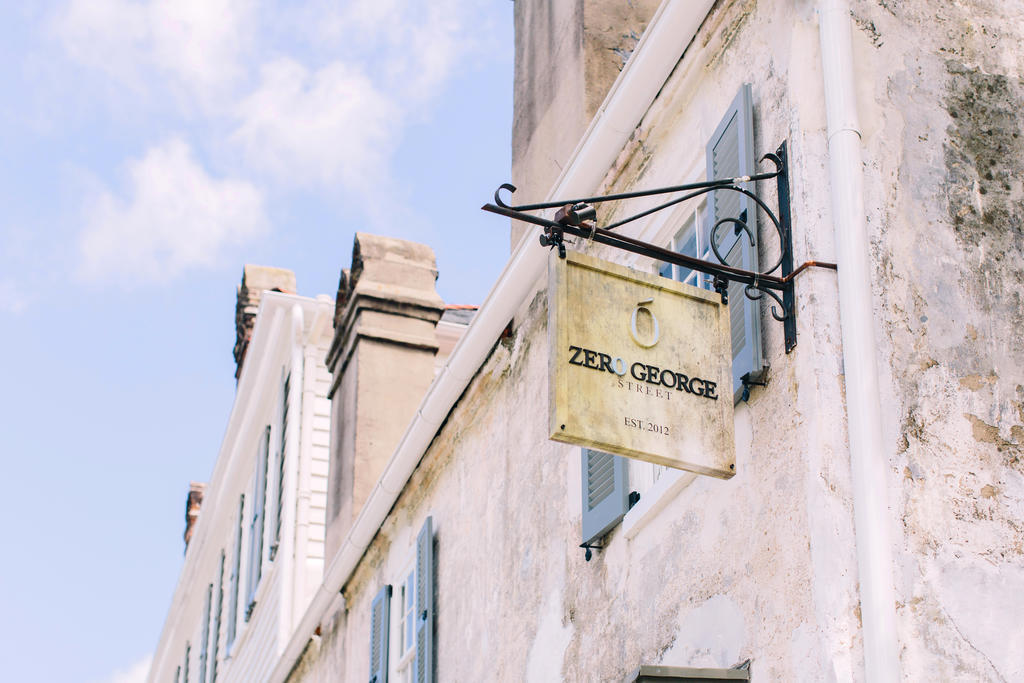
<box><xmin>184</xmin><ymin>481</ymin><xmax>206</xmax><ymax>551</ymax></box>
<box><xmin>233</xmin><ymin>265</ymin><xmax>297</xmax><ymax>379</ymax></box>
<box><xmin>324</xmin><ymin>233</ymin><xmax>445</xmax><ymax>559</ymax></box>
<box><xmin>510</xmin><ymin>0</ymin><xmax>659</xmax><ymax>249</ymax></box>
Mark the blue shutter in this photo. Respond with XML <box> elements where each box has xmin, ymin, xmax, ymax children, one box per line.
<box><xmin>706</xmin><ymin>83</ymin><xmax>765</xmax><ymax>402</ymax></box>
<box><xmin>369</xmin><ymin>584</ymin><xmax>391</xmax><ymax>683</ymax></box>
<box><xmin>414</xmin><ymin>517</ymin><xmax>435</xmax><ymax>683</ymax></box>
<box><xmin>226</xmin><ymin>495</ymin><xmax>243</xmax><ymax>649</ymax></box>
<box><xmin>581</xmin><ymin>449</ymin><xmax>629</xmax><ymax>546</ymax></box>
<box><xmin>210</xmin><ymin>552</ymin><xmax>224</xmax><ymax>682</ymax></box>
<box><xmin>198</xmin><ymin>583</ymin><xmax>212</xmax><ymax>683</ymax></box>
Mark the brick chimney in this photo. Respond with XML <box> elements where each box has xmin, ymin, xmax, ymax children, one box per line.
<box><xmin>184</xmin><ymin>481</ymin><xmax>206</xmax><ymax>551</ymax></box>
<box><xmin>233</xmin><ymin>265</ymin><xmax>297</xmax><ymax>379</ymax></box>
<box><xmin>324</xmin><ymin>233</ymin><xmax>445</xmax><ymax>559</ymax></box>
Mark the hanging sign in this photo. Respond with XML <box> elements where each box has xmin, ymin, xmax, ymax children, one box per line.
<box><xmin>549</xmin><ymin>250</ymin><xmax>735</xmax><ymax>478</ymax></box>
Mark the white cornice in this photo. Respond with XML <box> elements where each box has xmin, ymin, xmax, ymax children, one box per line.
<box><xmin>148</xmin><ymin>291</ymin><xmax>333</xmax><ymax>683</ymax></box>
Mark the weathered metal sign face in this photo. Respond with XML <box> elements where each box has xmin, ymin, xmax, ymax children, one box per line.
<box><xmin>549</xmin><ymin>250</ymin><xmax>735</xmax><ymax>478</ymax></box>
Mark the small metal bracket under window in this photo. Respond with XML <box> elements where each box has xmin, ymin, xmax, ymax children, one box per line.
<box><xmin>579</xmin><ymin>541</ymin><xmax>603</xmax><ymax>562</ymax></box>
<box><xmin>740</xmin><ymin>371</ymin><xmax>769</xmax><ymax>403</ymax></box>
<box><xmin>482</xmin><ymin>142</ymin><xmax>837</xmax><ymax>353</ymax></box>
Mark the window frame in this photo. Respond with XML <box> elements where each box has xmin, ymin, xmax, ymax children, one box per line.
<box><xmin>658</xmin><ymin>200</ymin><xmax>711</xmax><ymax>291</ymax></box>
<box><xmin>244</xmin><ymin>425</ymin><xmax>272</xmax><ymax>621</ymax></box>
<box><xmin>389</xmin><ymin>557</ymin><xmax>417</xmax><ymax>683</ymax></box>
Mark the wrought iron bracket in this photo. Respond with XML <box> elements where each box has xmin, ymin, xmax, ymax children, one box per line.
<box><xmin>482</xmin><ymin>142</ymin><xmax>837</xmax><ymax>353</ymax></box>
<box><xmin>579</xmin><ymin>541</ymin><xmax>603</xmax><ymax>562</ymax></box>
<box><xmin>740</xmin><ymin>371</ymin><xmax>769</xmax><ymax>403</ymax></box>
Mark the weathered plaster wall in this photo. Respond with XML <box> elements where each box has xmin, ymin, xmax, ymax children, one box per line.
<box><xmin>567</xmin><ymin>0</ymin><xmax>1024</xmax><ymax>678</ymax></box>
<box><xmin>846</xmin><ymin>0</ymin><xmax>1024</xmax><ymax>679</ymax></box>
<box><xmin>297</xmin><ymin>275</ymin><xmax>850</xmax><ymax>681</ymax></box>
<box><xmin>585</xmin><ymin>1</ymin><xmax>862</xmax><ymax>674</ymax></box>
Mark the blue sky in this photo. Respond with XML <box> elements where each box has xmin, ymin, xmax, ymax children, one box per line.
<box><xmin>0</xmin><ymin>2</ymin><xmax>512</xmax><ymax>681</ymax></box>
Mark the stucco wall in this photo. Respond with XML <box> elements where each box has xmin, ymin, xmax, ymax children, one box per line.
<box><xmin>296</xmin><ymin>277</ymin><xmax>852</xmax><ymax>680</ymax></box>
<box><xmin>563</xmin><ymin>0</ymin><xmax>1024</xmax><ymax>676</ymax></box>
<box><xmin>849</xmin><ymin>0</ymin><xmax>1024</xmax><ymax>679</ymax></box>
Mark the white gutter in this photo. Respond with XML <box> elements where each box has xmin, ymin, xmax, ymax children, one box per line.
<box><xmin>818</xmin><ymin>2</ymin><xmax>900</xmax><ymax>681</ymax></box>
<box><xmin>267</xmin><ymin>2</ymin><xmax>714</xmax><ymax>680</ymax></box>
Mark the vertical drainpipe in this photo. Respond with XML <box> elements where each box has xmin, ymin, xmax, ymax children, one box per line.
<box><xmin>818</xmin><ymin>1</ymin><xmax>901</xmax><ymax>681</ymax></box>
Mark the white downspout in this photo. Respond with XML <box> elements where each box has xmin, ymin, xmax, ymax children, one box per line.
<box><xmin>818</xmin><ymin>2</ymin><xmax>900</xmax><ymax>681</ymax></box>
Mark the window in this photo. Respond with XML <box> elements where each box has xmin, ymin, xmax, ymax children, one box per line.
<box><xmin>658</xmin><ymin>207</ymin><xmax>711</xmax><ymax>290</ymax></box>
<box><xmin>369</xmin><ymin>517</ymin><xmax>436</xmax><ymax>683</ymax></box>
<box><xmin>628</xmin><ymin>664</ymin><xmax>750</xmax><ymax>682</ymax></box>
<box><xmin>245</xmin><ymin>426</ymin><xmax>271</xmax><ymax>620</ymax></box>
<box><xmin>392</xmin><ymin>565</ymin><xmax>417</xmax><ymax>683</ymax></box>
<box><xmin>209</xmin><ymin>552</ymin><xmax>224</xmax><ymax>682</ymax></box>
<box><xmin>226</xmin><ymin>495</ymin><xmax>244</xmax><ymax>650</ymax></box>
<box><xmin>198</xmin><ymin>583</ymin><xmax>212</xmax><ymax>683</ymax></box>
<box><xmin>661</xmin><ymin>83</ymin><xmax>765</xmax><ymax>404</ymax></box>
<box><xmin>269</xmin><ymin>372</ymin><xmax>290</xmax><ymax>560</ymax></box>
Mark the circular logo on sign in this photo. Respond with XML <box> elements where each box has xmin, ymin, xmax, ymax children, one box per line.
<box><xmin>630</xmin><ymin>298</ymin><xmax>660</xmax><ymax>348</ymax></box>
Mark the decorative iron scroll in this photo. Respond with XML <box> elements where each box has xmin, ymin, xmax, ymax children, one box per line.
<box><xmin>481</xmin><ymin>142</ymin><xmax>836</xmax><ymax>352</ymax></box>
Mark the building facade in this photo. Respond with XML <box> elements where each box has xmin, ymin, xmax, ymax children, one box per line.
<box><xmin>147</xmin><ymin>265</ymin><xmax>336</xmax><ymax>682</ymax></box>
<box><xmin>149</xmin><ymin>1</ymin><xmax>1024</xmax><ymax>681</ymax></box>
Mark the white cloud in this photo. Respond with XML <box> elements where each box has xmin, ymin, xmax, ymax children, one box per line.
<box><xmin>79</xmin><ymin>138</ymin><xmax>268</xmax><ymax>284</ymax></box>
<box><xmin>51</xmin><ymin>0</ymin><xmax>504</xmax><ymax>241</ymax></box>
<box><xmin>102</xmin><ymin>654</ymin><xmax>152</xmax><ymax>683</ymax></box>
<box><xmin>228</xmin><ymin>0</ymin><xmax>496</xmax><ymax>196</ymax></box>
<box><xmin>53</xmin><ymin>0</ymin><xmax>254</xmax><ymax>104</ymax></box>
<box><xmin>232</xmin><ymin>58</ymin><xmax>401</xmax><ymax>192</ymax></box>
<box><xmin>299</xmin><ymin>0</ymin><xmax>489</xmax><ymax>100</ymax></box>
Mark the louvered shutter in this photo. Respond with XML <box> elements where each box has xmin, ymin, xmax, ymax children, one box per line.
<box><xmin>271</xmin><ymin>373</ymin><xmax>290</xmax><ymax>560</ymax></box>
<box><xmin>226</xmin><ymin>495</ymin><xmax>244</xmax><ymax>648</ymax></box>
<box><xmin>581</xmin><ymin>449</ymin><xmax>629</xmax><ymax>546</ymax></box>
<box><xmin>183</xmin><ymin>642</ymin><xmax>191</xmax><ymax>683</ymax></box>
<box><xmin>199</xmin><ymin>583</ymin><xmax>212</xmax><ymax>683</ymax></box>
<box><xmin>210</xmin><ymin>552</ymin><xmax>224</xmax><ymax>682</ymax></box>
<box><xmin>368</xmin><ymin>584</ymin><xmax>391</xmax><ymax>683</ymax></box>
<box><xmin>706</xmin><ymin>83</ymin><xmax>765</xmax><ymax>402</ymax></box>
<box><xmin>414</xmin><ymin>516</ymin><xmax>435</xmax><ymax>683</ymax></box>
<box><xmin>246</xmin><ymin>426</ymin><xmax>271</xmax><ymax>618</ymax></box>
